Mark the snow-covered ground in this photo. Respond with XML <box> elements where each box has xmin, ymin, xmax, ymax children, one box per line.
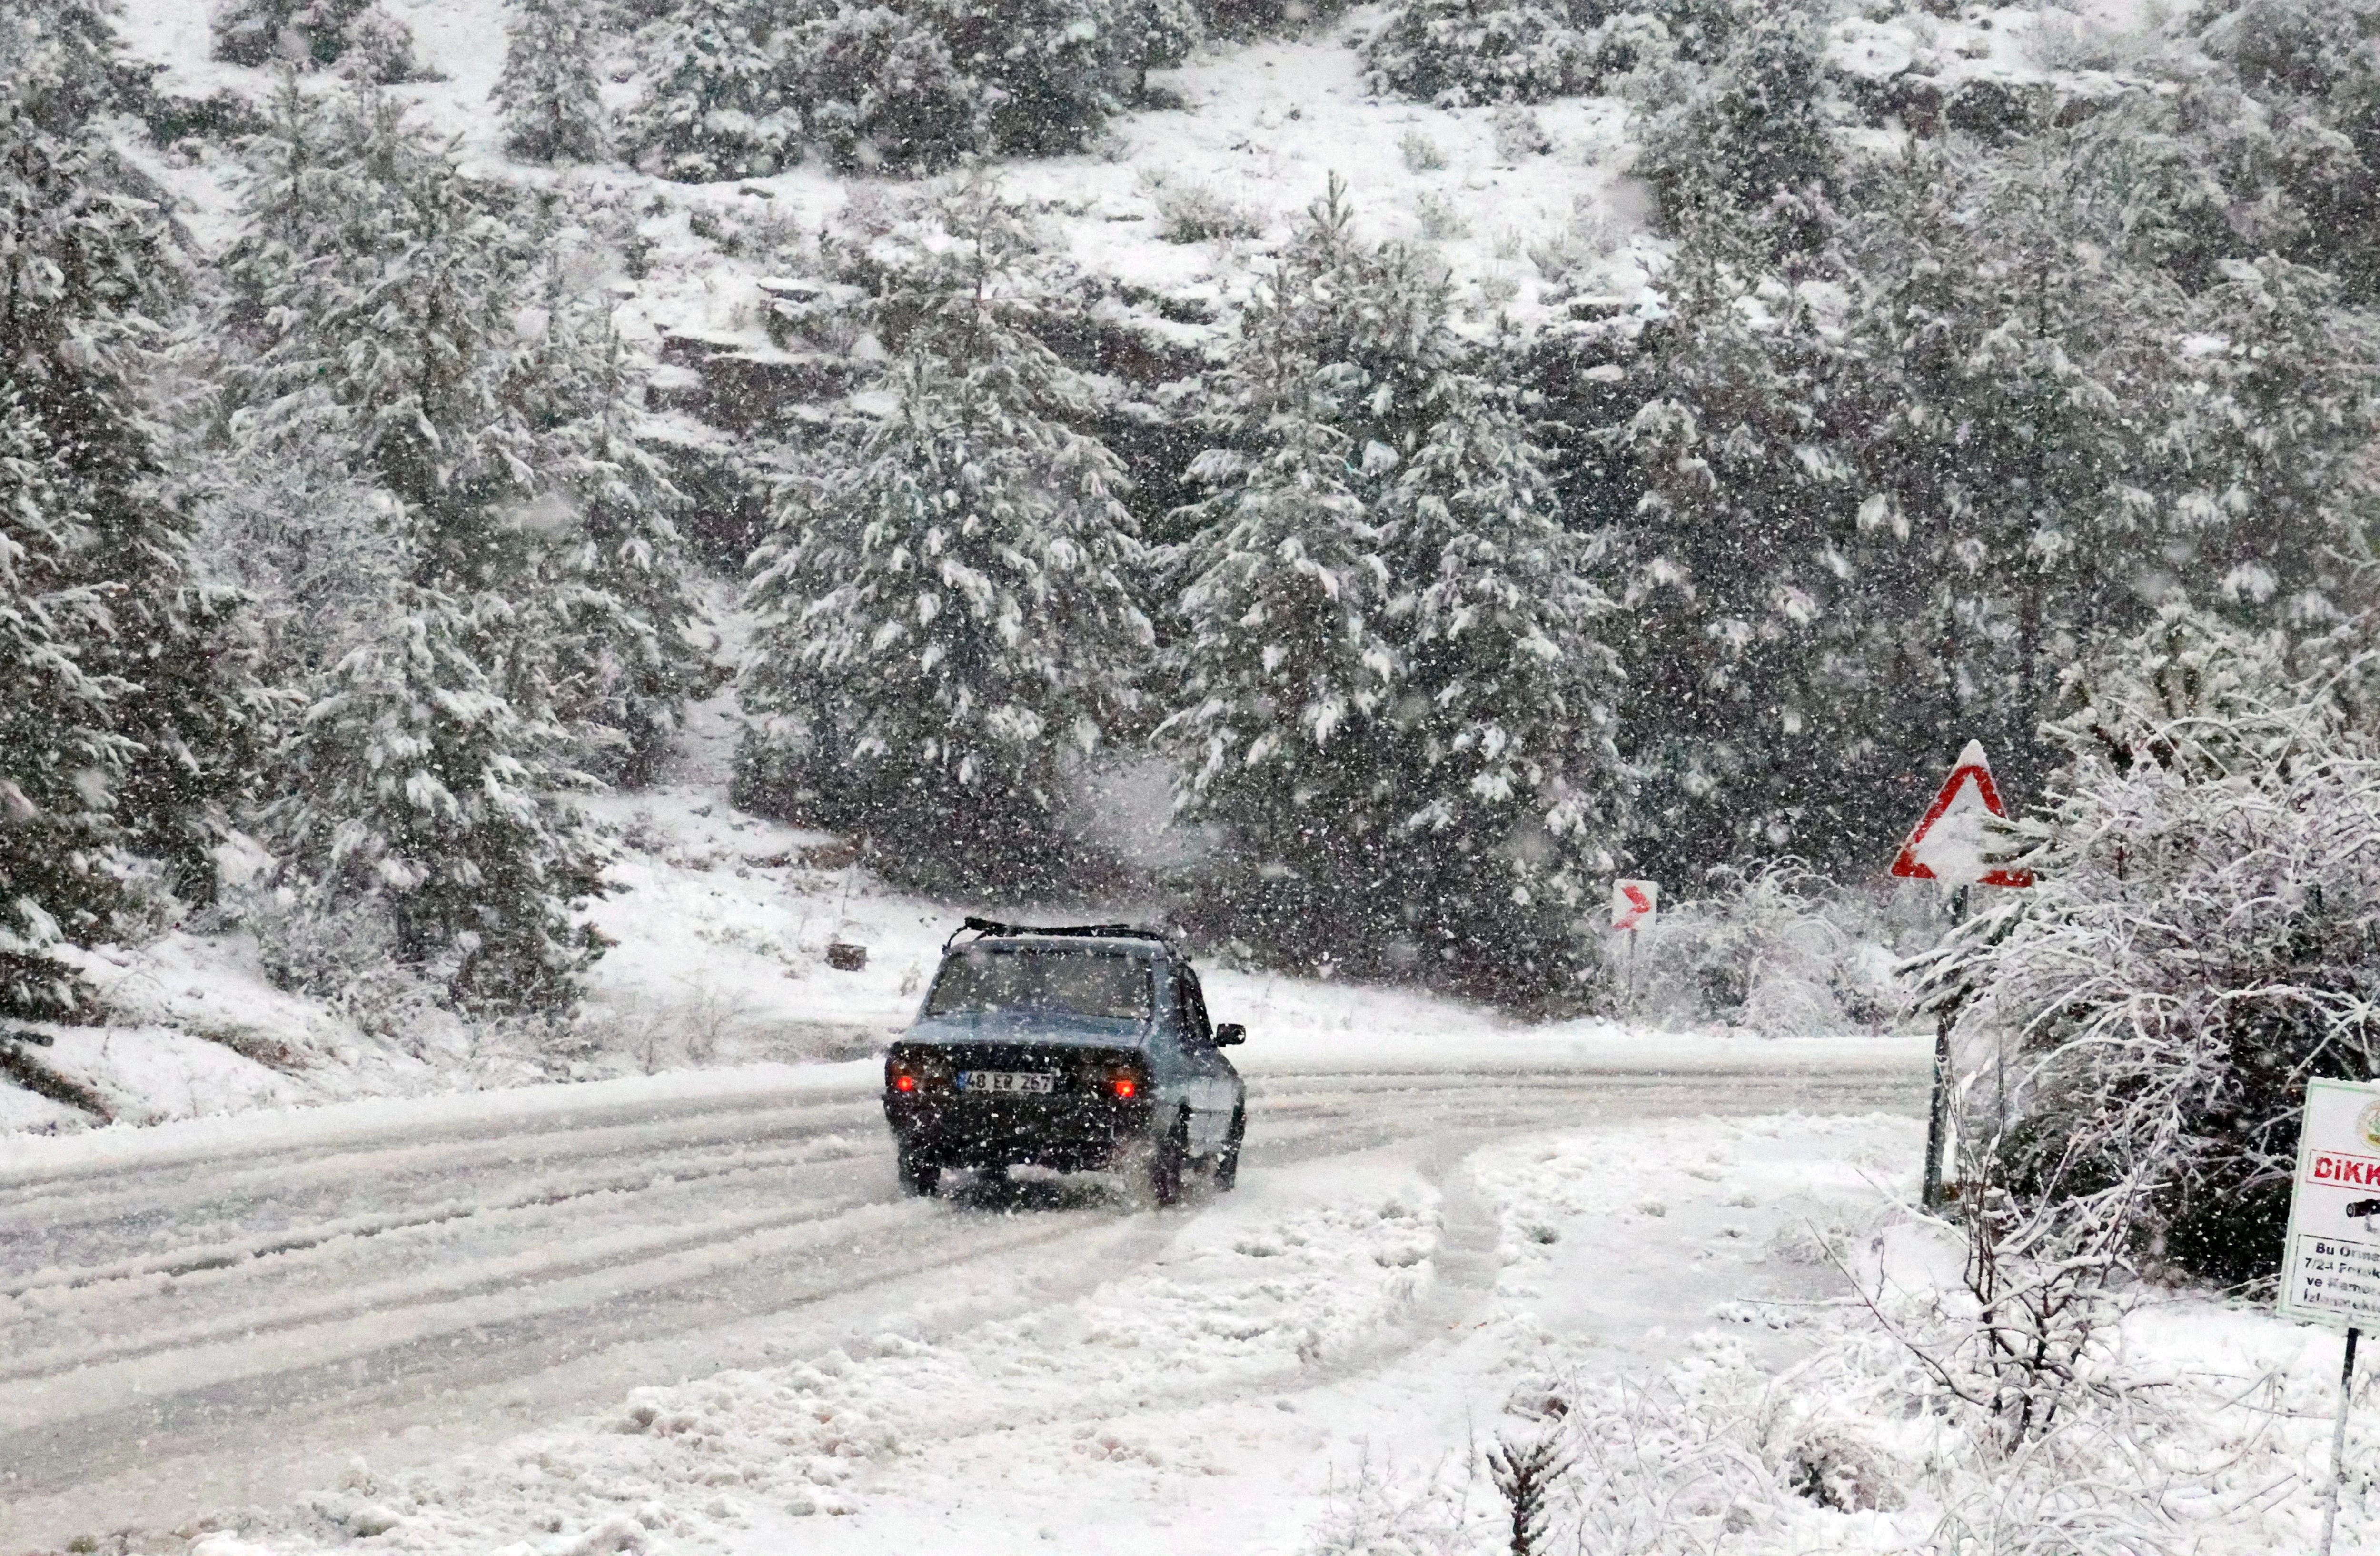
<box><xmin>110</xmin><ymin>0</ymin><xmax>1666</xmax><ymax>359</ymax></box>
<box><xmin>13</xmin><ymin>1066</ymin><xmax>2373</xmax><ymax>1556</ymax></box>
<box><xmin>0</xmin><ymin>1054</ymin><xmax>1926</xmax><ymax>1551</ymax></box>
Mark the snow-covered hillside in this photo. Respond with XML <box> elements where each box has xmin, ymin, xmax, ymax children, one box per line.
<box><xmin>11</xmin><ymin>1</ymin><xmax>2380</xmax><ymax>1551</ymax></box>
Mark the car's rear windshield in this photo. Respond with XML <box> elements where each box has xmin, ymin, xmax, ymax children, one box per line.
<box><xmin>925</xmin><ymin>948</ymin><xmax>1152</xmax><ymax>1021</ymax></box>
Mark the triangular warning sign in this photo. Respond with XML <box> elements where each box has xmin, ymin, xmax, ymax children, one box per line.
<box><xmin>1891</xmin><ymin>740</ymin><xmax>2034</xmax><ymax>888</ymax></box>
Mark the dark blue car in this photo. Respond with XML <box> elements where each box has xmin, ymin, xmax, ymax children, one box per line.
<box><xmin>883</xmin><ymin>919</ymin><xmax>1248</xmax><ymax>1205</ymax></box>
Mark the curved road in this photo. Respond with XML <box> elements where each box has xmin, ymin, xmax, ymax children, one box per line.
<box><xmin>0</xmin><ymin>1048</ymin><xmax>1926</xmax><ymax>1548</ymax></box>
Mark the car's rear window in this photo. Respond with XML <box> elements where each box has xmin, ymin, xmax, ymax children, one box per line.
<box><xmin>925</xmin><ymin>948</ymin><xmax>1152</xmax><ymax>1021</ymax></box>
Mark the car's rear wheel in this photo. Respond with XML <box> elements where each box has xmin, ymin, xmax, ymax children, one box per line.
<box><xmin>1149</xmin><ymin>1114</ymin><xmax>1189</xmax><ymax>1207</ymax></box>
<box><xmin>1213</xmin><ymin>1106</ymin><xmax>1245</xmax><ymax>1192</ymax></box>
<box><xmin>897</xmin><ymin>1145</ymin><xmax>940</xmax><ymax>1197</ymax></box>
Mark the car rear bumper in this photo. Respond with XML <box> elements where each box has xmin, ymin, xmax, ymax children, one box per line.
<box><xmin>884</xmin><ymin>1093</ymin><xmax>1156</xmax><ymax>1172</ymax></box>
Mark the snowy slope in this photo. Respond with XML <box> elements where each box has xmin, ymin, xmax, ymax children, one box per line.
<box><xmin>110</xmin><ymin>0</ymin><xmax>1665</xmax><ymax>336</ymax></box>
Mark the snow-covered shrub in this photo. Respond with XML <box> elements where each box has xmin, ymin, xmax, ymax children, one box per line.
<box><xmin>1142</xmin><ymin>170</ymin><xmax>1263</xmax><ymax>241</ymax></box>
<box><xmin>1490</xmin><ymin>101</ymin><xmax>1550</xmax><ymax>160</ymax></box>
<box><xmin>787</xmin><ymin>5</ymin><xmax>984</xmax><ymax>173</ymax></box>
<box><xmin>245</xmin><ymin>884</ymin><xmax>445</xmax><ymax>1041</ymax></box>
<box><xmin>1361</xmin><ymin>0</ymin><xmax>1586</xmax><ymax>106</ymax></box>
<box><xmin>1203</xmin><ymin>0</ymin><xmax>1349</xmax><ymax>38</ymax></box>
<box><xmin>1618</xmin><ymin>861</ymin><xmax>1910</xmax><ymax>1033</ymax></box>
<box><xmin>1582</xmin><ymin>0</ymin><xmax>1737</xmax><ymax>62</ymax></box>
<box><xmin>2199</xmin><ymin>0</ymin><xmax>2380</xmax><ymax>98</ymax></box>
<box><xmin>1521</xmin><ymin>1304</ymin><xmax>2192</xmax><ymax>1554</ymax></box>
<box><xmin>1913</xmin><ymin>608</ymin><xmax>2380</xmax><ymax>1285</ymax></box>
<box><xmin>211</xmin><ymin>0</ymin><xmax>422</xmax><ymax>81</ymax></box>
<box><xmin>637</xmin><ymin>0</ymin><xmax>1165</xmax><ymax>180</ymax></box>
<box><xmin>1398</xmin><ymin>129</ymin><xmax>1446</xmax><ymax>171</ymax></box>
<box><xmin>1115</xmin><ymin>0</ymin><xmax>1204</xmax><ymax>89</ymax></box>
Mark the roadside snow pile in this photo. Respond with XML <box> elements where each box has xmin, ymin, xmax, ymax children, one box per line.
<box><xmin>1447</xmin><ymin>1144</ymin><xmax>2367</xmax><ymax>1556</ymax></box>
<box><xmin>1492</xmin><ymin>1234</ymin><xmax>2364</xmax><ymax>1555</ymax></box>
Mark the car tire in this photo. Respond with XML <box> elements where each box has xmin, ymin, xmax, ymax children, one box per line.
<box><xmin>1213</xmin><ymin>1106</ymin><xmax>1245</xmax><ymax>1192</ymax></box>
<box><xmin>897</xmin><ymin>1146</ymin><xmax>940</xmax><ymax>1197</ymax></box>
<box><xmin>1149</xmin><ymin>1114</ymin><xmax>1189</xmax><ymax>1207</ymax></box>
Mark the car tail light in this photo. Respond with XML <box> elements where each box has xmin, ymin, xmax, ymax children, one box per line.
<box><xmin>893</xmin><ymin>1071</ymin><xmax>917</xmax><ymax>1093</ymax></box>
<box><xmin>1110</xmin><ymin>1074</ymin><xmax>1138</xmax><ymax>1099</ymax></box>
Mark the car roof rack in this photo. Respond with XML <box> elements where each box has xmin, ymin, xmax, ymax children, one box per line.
<box><xmin>943</xmin><ymin>916</ymin><xmax>1176</xmax><ymax>953</ymax></box>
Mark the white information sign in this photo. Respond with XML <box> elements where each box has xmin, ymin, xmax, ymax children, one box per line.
<box><xmin>2280</xmin><ymin>1078</ymin><xmax>2380</xmax><ymax>1328</ymax></box>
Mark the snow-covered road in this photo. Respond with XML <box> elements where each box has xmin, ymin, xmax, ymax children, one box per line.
<box><xmin>0</xmin><ymin>1043</ymin><xmax>1925</xmax><ymax>1548</ymax></box>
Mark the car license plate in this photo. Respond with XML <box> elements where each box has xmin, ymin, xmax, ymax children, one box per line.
<box><xmin>958</xmin><ymin>1070</ymin><xmax>1055</xmax><ymax>1095</ymax></box>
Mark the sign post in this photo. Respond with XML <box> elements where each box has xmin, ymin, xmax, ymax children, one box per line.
<box><xmin>2281</xmin><ymin>1077</ymin><xmax>2380</xmax><ymax>1556</ymax></box>
<box><xmin>1610</xmin><ymin>880</ymin><xmax>1656</xmax><ymax>1009</ymax></box>
<box><xmin>1891</xmin><ymin>742</ymin><xmax>2033</xmax><ymax>1210</ymax></box>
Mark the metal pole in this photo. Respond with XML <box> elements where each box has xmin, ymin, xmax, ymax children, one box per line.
<box><xmin>2321</xmin><ymin>1326</ymin><xmax>2360</xmax><ymax>1556</ymax></box>
<box><xmin>1922</xmin><ymin>886</ymin><xmax>1969</xmax><ymax>1211</ymax></box>
<box><xmin>1923</xmin><ymin>1008</ymin><xmax>1953</xmax><ymax>1211</ymax></box>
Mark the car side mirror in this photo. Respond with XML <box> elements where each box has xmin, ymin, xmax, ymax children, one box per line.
<box><xmin>1213</xmin><ymin>1022</ymin><xmax>1246</xmax><ymax>1047</ymax></box>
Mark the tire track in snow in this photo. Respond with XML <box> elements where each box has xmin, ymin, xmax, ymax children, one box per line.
<box><xmin>0</xmin><ymin>1136</ymin><xmax>877</xmax><ymax>1300</ymax></box>
<box><xmin>0</xmin><ymin>1100</ymin><xmax>887</xmax><ymax>1277</ymax></box>
<box><xmin>0</xmin><ymin>1197</ymin><xmax>1143</xmax><ymax>1507</ymax></box>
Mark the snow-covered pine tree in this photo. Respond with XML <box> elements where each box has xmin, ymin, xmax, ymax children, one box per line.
<box><xmin>2200</xmin><ymin>0</ymin><xmax>2380</xmax><ymax>301</ymax></box>
<box><xmin>223</xmin><ymin>83</ymin><xmax>608</xmax><ymax>1012</ymax></box>
<box><xmin>1258</xmin><ymin>179</ymin><xmax>1465</xmax><ymax>468</ymax></box>
<box><xmin>2160</xmin><ymin>254</ymin><xmax>2378</xmax><ymax>620</ymax></box>
<box><xmin>1575</xmin><ymin>244</ymin><xmax>1858</xmax><ymax>878</ymax></box>
<box><xmin>1375</xmin><ymin>374</ymin><xmax>1629</xmax><ymax>994</ymax></box>
<box><xmin>736</xmin><ymin>185</ymin><xmax>1150</xmax><ymax>887</ymax></box>
<box><xmin>270</xmin><ymin>576</ymin><xmax>608</xmax><ymax>1013</ymax></box>
<box><xmin>1829</xmin><ymin>142</ymin><xmax>2203</xmax><ymax>823</ymax></box>
<box><xmin>0</xmin><ymin>67</ymin><xmax>259</xmax><ymax>913</ymax></box>
<box><xmin>0</xmin><ymin>389</ymin><xmax>130</xmax><ymax>1022</ymax></box>
<box><xmin>493</xmin><ymin>0</ymin><xmax>606</xmax><ymax>164</ymax></box>
<box><xmin>1163</xmin><ymin>180</ymin><xmax>1625</xmax><ymax>982</ymax></box>
<box><xmin>521</xmin><ymin>257</ymin><xmax>721</xmax><ymax>785</ymax></box>
<box><xmin>624</xmin><ymin>0</ymin><xmax>795</xmax><ymax>181</ymax></box>
<box><xmin>1160</xmin><ymin>388</ymin><xmax>1399</xmax><ymax>946</ymax></box>
<box><xmin>1567</xmin><ymin>105</ymin><xmax>2377</xmax><ymax>885</ymax></box>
